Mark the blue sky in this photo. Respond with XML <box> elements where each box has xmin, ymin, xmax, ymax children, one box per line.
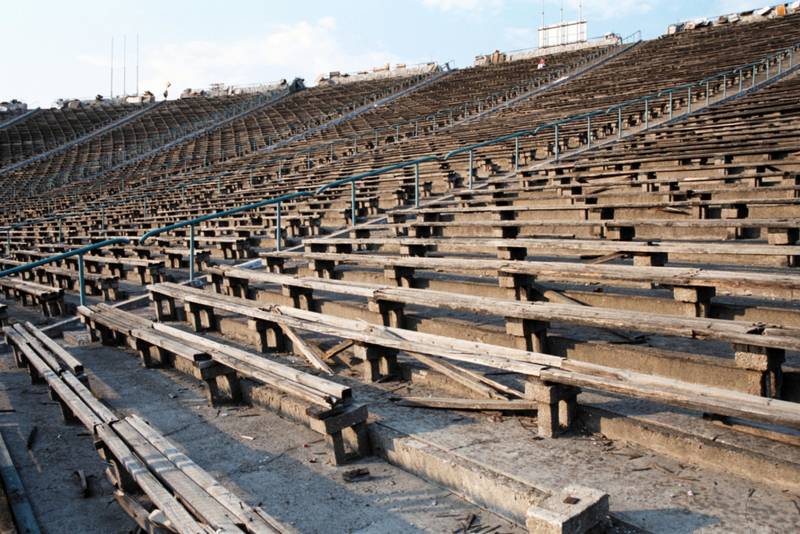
<box><xmin>0</xmin><ymin>0</ymin><xmax>770</xmax><ymax>107</ymax></box>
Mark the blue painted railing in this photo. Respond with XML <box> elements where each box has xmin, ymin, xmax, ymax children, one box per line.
<box><xmin>139</xmin><ymin>191</ymin><xmax>314</xmax><ymax>280</ymax></box>
<box><xmin>0</xmin><ymin>238</ymin><xmax>131</xmax><ymax>306</ymax></box>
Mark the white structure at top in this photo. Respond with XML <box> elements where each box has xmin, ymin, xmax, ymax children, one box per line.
<box><xmin>538</xmin><ymin>20</ymin><xmax>588</xmax><ymax>49</ymax></box>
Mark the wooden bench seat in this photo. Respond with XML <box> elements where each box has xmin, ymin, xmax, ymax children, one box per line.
<box><xmin>144</xmin><ymin>282</ymin><xmax>800</xmax><ymax>435</ymax></box>
<box><xmin>79</xmin><ymin>303</ymin><xmax>367</xmax><ymax>465</ymax></box>
<box><xmin>3</xmin><ymin>321</ymin><xmax>294</xmax><ymax>534</ymax></box>
<box><xmin>0</xmin><ymin>278</ymin><xmax>65</xmax><ymax>316</ymax></box>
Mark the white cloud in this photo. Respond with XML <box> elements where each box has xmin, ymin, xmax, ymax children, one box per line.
<box><xmin>137</xmin><ymin>17</ymin><xmax>408</xmax><ymax>96</ymax></box>
<box><xmin>422</xmin><ymin>0</ymin><xmax>504</xmax><ymax>12</ymax></box>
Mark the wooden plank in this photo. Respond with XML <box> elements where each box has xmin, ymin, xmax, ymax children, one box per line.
<box><xmin>126</xmin><ymin>415</ymin><xmax>294</xmax><ymax>534</ymax></box>
<box><xmin>0</xmin><ymin>429</ymin><xmax>42</xmax><ymax>534</ymax></box>
<box><xmin>23</xmin><ymin>322</ymin><xmax>84</xmax><ymax>375</ymax></box>
<box><xmin>403</xmin><ymin>351</ymin><xmax>506</xmax><ymax>400</ymax></box>
<box><xmin>11</xmin><ymin>324</ymin><xmax>63</xmax><ymax>375</ymax></box>
<box><xmin>113</xmin><ymin>490</ymin><xmax>171</xmax><ymax>534</ymax></box>
<box><xmin>324</xmin><ymin>339</ymin><xmax>355</xmax><ymax>359</ymax></box>
<box><xmin>60</xmin><ymin>372</ymin><xmax>118</xmax><ymax>425</ymax></box>
<box><xmin>150</xmin><ymin>322</ymin><xmax>349</xmax><ymax>401</ymax></box>
<box><xmin>130</xmin><ymin>329</ymin><xmax>210</xmax><ymax>362</ymax></box>
<box><xmin>110</xmin><ymin>421</ymin><xmax>242</xmax><ymax>534</ymax></box>
<box><xmin>271</xmin><ymin>309</ymin><xmax>334</xmax><ymax>374</ymax></box>
<box><xmin>96</xmin><ymin>424</ymin><xmax>208</xmax><ymax>534</ymax></box>
<box><xmin>394</xmin><ymin>397</ymin><xmax>538</xmax><ymax>411</ymax></box>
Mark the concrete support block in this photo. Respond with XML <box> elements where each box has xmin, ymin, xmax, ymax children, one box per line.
<box><xmin>673</xmin><ymin>286</ymin><xmax>716</xmax><ymax>318</ymax></box>
<box><xmin>248</xmin><ymin>318</ymin><xmax>284</xmax><ymax>353</ymax></box>
<box><xmin>497</xmin><ymin>246</ymin><xmax>527</xmax><ymax>261</ymax></box>
<box><xmin>282</xmin><ymin>285</ymin><xmax>314</xmax><ymax>310</ymax></box>
<box><xmin>384</xmin><ymin>266</ymin><xmax>414</xmax><ymax>288</ymax></box>
<box><xmin>367</xmin><ymin>299</ymin><xmax>405</xmax><ymax>328</ymax></box>
<box><xmin>185</xmin><ymin>302</ymin><xmax>216</xmax><ymax>332</ymax></box>
<box><xmin>525</xmin><ymin>376</ymin><xmax>580</xmax><ymax>438</ymax></box>
<box><xmin>506</xmin><ymin>318</ymin><xmax>548</xmax><ymax>353</ymax></box>
<box><xmin>632</xmin><ymin>252</ymin><xmax>668</xmax><ymax>267</ymax></box>
<box><xmin>733</xmin><ymin>344</ymin><xmax>785</xmax><ymax>398</ymax></box>
<box><xmin>353</xmin><ymin>342</ymin><xmax>399</xmax><ymax>382</ymax></box>
<box><xmin>526</xmin><ymin>485</ymin><xmax>609</xmax><ymax>534</ymax></box>
<box><xmin>767</xmin><ymin>227</ymin><xmax>799</xmax><ymax>245</ymax></box>
<box><xmin>222</xmin><ymin>276</ymin><xmax>249</xmax><ymax>299</ymax></box>
<box><xmin>605</xmin><ymin>226</ymin><xmax>634</xmax><ymax>241</ymax></box>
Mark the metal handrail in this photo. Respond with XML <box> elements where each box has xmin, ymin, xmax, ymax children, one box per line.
<box><xmin>0</xmin><ymin>102</ymin><xmax>153</xmax><ymax>168</ymax></box>
<box><xmin>139</xmin><ymin>191</ymin><xmax>315</xmax><ymax>280</ymax></box>
<box><xmin>0</xmin><ymin>238</ymin><xmax>131</xmax><ymax>306</ymax></box>
<box><xmin>316</xmin><ymin>156</ymin><xmax>443</xmax><ymax>214</ymax></box>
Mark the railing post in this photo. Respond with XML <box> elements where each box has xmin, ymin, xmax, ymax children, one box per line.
<box><xmin>143</xmin><ymin>197</ymin><xmax>147</xmax><ymax>220</ymax></box>
<box><xmin>79</xmin><ymin>253</ymin><xmax>86</xmax><ymax>307</ymax></box>
<box><xmin>58</xmin><ymin>218</ymin><xmax>62</xmax><ymax>244</ymax></box>
<box><xmin>739</xmin><ymin>71</ymin><xmax>743</xmax><ymax>93</ymax></box>
<box><xmin>182</xmin><ymin>187</ymin><xmax>185</xmax><ymax>206</ymax></box>
<box><xmin>47</xmin><ymin>199</ymin><xmax>51</xmax><ymax>215</ymax></box>
<box><xmin>17</xmin><ymin>207</ymin><xmax>20</xmax><ymax>223</ymax></box>
<box><xmin>645</xmin><ymin>99</ymin><xmax>649</xmax><ymax>129</ymax></box>
<box><xmin>278</xmin><ymin>160</ymin><xmax>283</xmax><ymax>180</ymax></box>
<box><xmin>147</xmin><ymin>170</ymin><xmax>150</xmax><ymax>184</ymax></box>
<box><xmin>189</xmin><ymin>224</ymin><xmax>195</xmax><ymax>282</ymax></box>
<box><xmin>723</xmin><ymin>74</ymin><xmax>727</xmax><ymax>99</ymax></box>
<box><xmin>515</xmin><ymin>137</ymin><xmax>520</xmax><ymax>172</ymax></box>
<box><xmin>618</xmin><ymin>108</ymin><xmax>622</xmax><ymax>138</ymax></box>
<box><xmin>6</xmin><ymin>231</ymin><xmax>9</xmax><ymax>257</ymax></box>
<box><xmin>554</xmin><ymin>124</ymin><xmax>560</xmax><ymax>161</ymax></box>
<box><xmin>354</xmin><ymin>138</ymin><xmax>358</xmax><ymax>154</ymax></box>
<box><xmin>705</xmin><ymin>81</ymin><xmax>709</xmax><ymax>107</ymax></box>
<box><xmin>415</xmin><ymin>121</ymin><xmax>419</xmax><ymax>137</ymax></box>
<box><xmin>250</xmin><ymin>169</ymin><xmax>254</xmax><ymax>187</ymax></box>
<box><xmin>414</xmin><ymin>163</ymin><xmax>420</xmax><ymax>208</ymax></box>
<box><xmin>276</xmin><ymin>202</ymin><xmax>282</xmax><ymax>252</ymax></box>
<box><xmin>351</xmin><ymin>181</ymin><xmax>357</xmax><ymax>227</ymax></box>
<box><xmin>375</xmin><ymin>131</ymin><xmax>379</xmax><ymax>148</ymax></box>
<box><xmin>752</xmin><ymin>65</ymin><xmax>756</xmax><ymax>88</ymax></box>
<box><xmin>101</xmin><ymin>207</ymin><xmax>105</xmax><ymax>234</ymax></box>
<box><xmin>218</xmin><ymin>175</ymin><xmax>222</xmax><ymax>196</ymax></box>
<box><xmin>587</xmin><ymin>115</ymin><xmax>592</xmax><ymax>149</ymax></box>
<box><xmin>688</xmin><ymin>87</ymin><xmax>692</xmax><ymax>114</ymax></box>
<box><xmin>468</xmin><ymin>149</ymin><xmax>474</xmax><ymax>189</ymax></box>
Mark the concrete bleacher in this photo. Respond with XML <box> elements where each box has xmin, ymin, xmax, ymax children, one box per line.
<box><xmin>0</xmin><ymin>101</ymin><xmax>135</xmax><ymax>167</ymax></box>
<box><xmin>4</xmin><ymin>9</ymin><xmax>800</xmax><ymax>533</ymax></box>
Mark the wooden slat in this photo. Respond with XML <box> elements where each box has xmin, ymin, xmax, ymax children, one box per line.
<box><xmin>111</xmin><ymin>421</ymin><xmax>242</xmax><ymax>534</ymax></box>
<box><xmin>96</xmin><ymin>424</ymin><xmax>208</xmax><ymax>534</ymax></box>
<box><xmin>0</xmin><ymin>430</ymin><xmax>41</xmax><ymax>534</ymax></box>
<box><xmin>23</xmin><ymin>322</ymin><xmax>84</xmax><ymax>375</ymax></box>
<box><xmin>126</xmin><ymin>415</ymin><xmax>296</xmax><ymax>534</ymax></box>
<box><xmin>394</xmin><ymin>398</ymin><xmax>539</xmax><ymax>411</ymax></box>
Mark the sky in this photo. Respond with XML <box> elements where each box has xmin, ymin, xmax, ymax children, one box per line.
<box><xmin>0</xmin><ymin>0</ymin><xmax>771</xmax><ymax>108</ymax></box>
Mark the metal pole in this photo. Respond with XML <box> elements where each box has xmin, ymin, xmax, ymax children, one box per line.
<box><xmin>554</xmin><ymin>124</ymin><xmax>560</xmax><ymax>161</ymax></box>
<box><xmin>218</xmin><ymin>176</ymin><xmax>221</xmax><ymax>196</ymax></box>
<box><xmin>414</xmin><ymin>163</ymin><xmax>420</xmax><ymax>208</ymax></box>
<box><xmin>101</xmin><ymin>207</ymin><xmax>105</xmax><ymax>233</ymax></box>
<box><xmin>705</xmin><ymin>81</ymin><xmax>709</xmax><ymax>107</ymax></box>
<box><xmin>351</xmin><ymin>181</ymin><xmax>356</xmax><ymax>227</ymax></box>
<box><xmin>645</xmin><ymin>99</ymin><xmax>649</xmax><ymax>129</ymax></box>
<box><xmin>189</xmin><ymin>224</ymin><xmax>195</xmax><ymax>282</ymax></box>
<box><xmin>515</xmin><ymin>137</ymin><xmax>520</xmax><ymax>172</ymax></box>
<box><xmin>688</xmin><ymin>87</ymin><xmax>692</xmax><ymax>114</ymax></box>
<box><xmin>587</xmin><ymin>115</ymin><xmax>592</xmax><ymax>149</ymax></box>
<box><xmin>143</xmin><ymin>198</ymin><xmax>147</xmax><ymax>220</ymax></box>
<box><xmin>250</xmin><ymin>169</ymin><xmax>253</xmax><ymax>187</ymax></box>
<box><xmin>723</xmin><ymin>74</ymin><xmax>727</xmax><ymax>99</ymax></box>
<box><xmin>618</xmin><ymin>108</ymin><xmax>622</xmax><ymax>138</ymax></box>
<box><xmin>669</xmin><ymin>92</ymin><xmax>673</xmax><ymax>119</ymax></box>
<box><xmin>58</xmin><ymin>218</ymin><xmax>62</xmax><ymax>244</ymax></box>
<box><xmin>182</xmin><ymin>188</ymin><xmax>185</xmax><ymax>206</ymax></box>
<box><xmin>276</xmin><ymin>202</ymin><xmax>282</xmax><ymax>252</ymax></box>
<box><xmin>79</xmin><ymin>253</ymin><xmax>86</xmax><ymax>307</ymax></box>
<box><xmin>468</xmin><ymin>149</ymin><xmax>473</xmax><ymax>189</ymax></box>
<box><xmin>6</xmin><ymin>231</ymin><xmax>9</xmax><ymax>256</ymax></box>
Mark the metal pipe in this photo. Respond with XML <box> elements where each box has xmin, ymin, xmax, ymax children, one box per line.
<box><xmin>218</xmin><ymin>175</ymin><xmax>221</xmax><ymax>196</ymax></box>
<box><xmin>645</xmin><ymin>99</ymin><xmax>649</xmax><ymax>129</ymax></box>
<box><xmin>618</xmin><ymin>108</ymin><xmax>622</xmax><ymax>138</ymax></box>
<box><xmin>58</xmin><ymin>218</ymin><xmax>62</xmax><ymax>244</ymax></box>
<box><xmin>515</xmin><ymin>137</ymin><xmax>520</xmax><ymax>172</ymax></box>
<box><xmin>468</xmin><ymin>149</ymin><xmax>473</xmax><ymax>189</ymax></box>
<box><xmin>587</xmin><ymin>115</ymin><xmax>592</xmax><ymax>149</ymax></box>
<box><xmin>79</xmin><ymin>253</ymin><xmax>86</xmax><ymax>307</ymax></box>
<box><xmin>189</xmin><ymin>224</ymin><xmax>195</xmax><ymax>282</ymax></box>
<box><xmin>414</xmin><ymin>163</ymin><xmax>420</xmax><ymax>208</ymax></box>
<box><xmin>276</xmin><ymin>202</ymin><xmax>282</xmax><ymax>252</ymax></box>
<box><xmin>554</xmin><ymin>124</ymin><xmax>560</xmax><ymax>161</ymax></box>
<box><xmin>688</xmin><ymin>87</ymin><xmax>692</xmax><ymax>114</ymax></box>
<box><xmin>351</xmin><ymin>181</ymin><xmax>356</xmax><ymax>226</ymax></box>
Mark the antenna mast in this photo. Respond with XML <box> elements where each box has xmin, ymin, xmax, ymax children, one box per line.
<box><xmin>123</xmin><ymin>35</ymin><xmax>127</xmax><ymax>95</ymax></box>
<box><xmin>110</xmin><ymin>37</ymin><xmax>114</xmax><ymax>99</ymax></box>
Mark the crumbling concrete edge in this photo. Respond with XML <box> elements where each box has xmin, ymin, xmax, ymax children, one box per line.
<box><xmin>369</xmin><ymin>421</ymin><xmax>609</xmax><ymax>533</ymax></box>
<box><xmin>579</xmin><ymin>406</ymin><xmax>800</xmax><ymax>493</ymax></box>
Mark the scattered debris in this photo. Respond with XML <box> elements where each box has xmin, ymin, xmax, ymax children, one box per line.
<box><xmin>26</xmin><ymin>426</ymin><xmax>38</xmax><ymax>449</ymax></box>
<box><xmin>75</xmin><ymin>469</ymin><xmax>88</xmax><ymax>497</ymax></box>
<box><xmin>342</xmin><ymin>468</ymin><xmax>370</xmax><ymax>483</ymax></box>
